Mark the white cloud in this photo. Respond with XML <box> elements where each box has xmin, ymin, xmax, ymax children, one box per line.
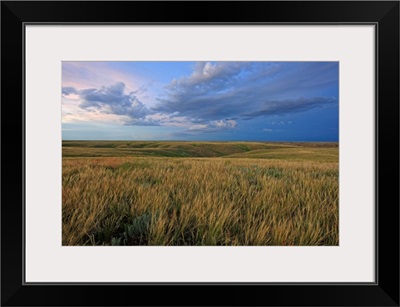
<box><xmin>189</xmin><ymin>124</ymin><xmax>208</xmax><ymax>130</ymax></box>
<box><xmin>212</xmin><ymin>119</ymin><xmax>237</xmax><ymax>128</ymax></box>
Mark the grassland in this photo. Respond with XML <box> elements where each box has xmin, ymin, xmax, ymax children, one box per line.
<box><xmin>62</xmin><ymin>141</ymin><xmax>338</xmax><ymax>246</ymax></box>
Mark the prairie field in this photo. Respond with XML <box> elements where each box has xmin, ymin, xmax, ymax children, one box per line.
<box><xmin>62</xmin><ymin>141</ymin><xmax>339</xmax><ymax>246</ymax></box>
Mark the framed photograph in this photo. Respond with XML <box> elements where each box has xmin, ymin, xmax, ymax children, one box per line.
<box><xmin>2</xmin><ymin>1</ymin><xmax>399</xmax><ymax>306</ymax></box>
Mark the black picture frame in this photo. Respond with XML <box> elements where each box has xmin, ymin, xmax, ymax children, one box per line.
<box><xmin>1</xmin><ymin>1</ymin><xmax>399</xmax><ymax>306</ymax></box>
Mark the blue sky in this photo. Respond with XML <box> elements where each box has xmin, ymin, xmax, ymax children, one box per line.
<box><xmin>62</xmin><ymin>61</ymin><xmax>338</xmax><ymax>141</ymax></box>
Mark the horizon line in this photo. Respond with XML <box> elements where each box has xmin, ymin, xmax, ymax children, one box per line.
<box><xmin>62</xmin><ymin>139</ymin><xmax>339</xmax><ymax>143</ymax></box>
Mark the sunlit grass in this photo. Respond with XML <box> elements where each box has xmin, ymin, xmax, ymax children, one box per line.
<box><xmin>62</xmin><ymin>141</ymin><xmax>338</xmax><ymax>246</ymax></box>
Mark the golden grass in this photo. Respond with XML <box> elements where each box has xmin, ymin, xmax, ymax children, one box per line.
<box><xmin>62</xmin><ymin>144</ymin><xmax>338</xmax><ymax>246</ymax></box>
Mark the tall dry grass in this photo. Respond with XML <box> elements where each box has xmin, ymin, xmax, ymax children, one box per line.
<box><xmin>62</xmin><ymin>156</ymin><xmax>338</xmax><ymax>246</ymax></box>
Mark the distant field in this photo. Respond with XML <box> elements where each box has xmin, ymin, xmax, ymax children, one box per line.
<box><xmin>63</xmin><ymin>141</ymin><xmax>338</xmax><ymax>161</ymax></box>
<box><xmin>62</xmin><ymin>141</ymin><xmax>339</xmax><ymax>246</ymax></box>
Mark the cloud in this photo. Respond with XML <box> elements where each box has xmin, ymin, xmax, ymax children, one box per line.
<box><xmin>155</xmin><ymin>62</ymin><xmax>338</xmax><ymax>124</ymax></box>
<box><xmin>62</xmin><ymin>62</ymin><xmax>142</xmax><ymax>93</ymax></box>
<box><xmin>64</xmin><ymin>80</ymin><xmax>242</xmax><ymax>130</ymax></box>
<box><xmin>188</xmin><ymin>119</ymin><xmax>237</xmax><ymax>131</ymax></box>
<box><xmin>242</xmin><ymin>97</ymin><xmax>336</xmax><ymax>119</ymax></box>
<box><xmin>63</xmin><ymin>62</ymin><xmax>338</xmax><ymax>136</ymax></box>
<box><xmin>63</xmin><ymin>82</ymin><xmax>153</xmax><ymax>125</ymax></box>
<box><xmin>166</xmin><ymin>62</ymin><xmax>250</xmax><ymax>90</ymax></box>
<box><xmin>62</xmin><ymin>87</ymin><xmax>78</xmax><ymax>96</ymax></box>
<box><xmin>156</xmin><ymin>62</ymin><xmax>277</xmax><ymax>120</ymax></box>
<box><xmin>212</xmin><ymin>119</ymin><xmax>237</xmax><ymax>128</ymax></box>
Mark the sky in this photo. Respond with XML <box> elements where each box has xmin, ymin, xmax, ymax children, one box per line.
<box><xmin>62</xmin><ymin>61</ymin><xmax>338</xmax><ymax>141</ymax></box>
